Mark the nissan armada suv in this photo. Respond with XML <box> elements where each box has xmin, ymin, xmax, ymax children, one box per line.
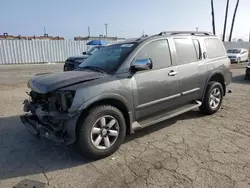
<box><xmin>20</xmin><ymin>31</ymin><xmax>232</xmax><ymax>159</ymax></box>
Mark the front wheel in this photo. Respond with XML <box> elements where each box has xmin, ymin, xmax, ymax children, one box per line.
<box><xmin>76</xmin><ymin>105</ymin><xmax>126</xmax><ymax>159</ymax></box>
<box><xmin>199</xmin><ymin>81</ymin><xmax>223</xmax><ymax>115</ymax></box>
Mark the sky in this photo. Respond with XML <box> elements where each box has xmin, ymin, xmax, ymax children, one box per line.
<box><xmin>0</xmin><ymin>0</ymin><xmax>250</xmax><ymax>40</ymax></box>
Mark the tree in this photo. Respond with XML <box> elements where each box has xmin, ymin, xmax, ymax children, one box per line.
<box><xmin>211</xmin><ymin>0</ymin><xmax>216</xmax><ymax>35</ymax></box>
<box><xmin>222</xmin><ymin>0</ymin><xmax>230</xmax><ymax>41</ymax></box>
<box><xmin>229</xmin><ymin>0</ymin><xmax>240</xmax><ymax>42</ymax></box>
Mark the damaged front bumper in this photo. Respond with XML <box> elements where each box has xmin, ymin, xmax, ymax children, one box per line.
<box><xmin>20</xmin><ymin>99</ymin><xmax>81</xmax><ymax>145</ymax></box>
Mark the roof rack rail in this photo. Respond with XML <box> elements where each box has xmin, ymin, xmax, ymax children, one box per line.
<box><xmin>158</xmin><ymin>31</ymin><xmax>213</xmax><ymax>36</ymax></box>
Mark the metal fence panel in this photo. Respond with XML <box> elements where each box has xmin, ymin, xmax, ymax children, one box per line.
<box><xmin>0</xmin><ymin>39</ymin><xmax>122</xmax><ymax>64</ymax></box>
<box><xmin>223</xmin><ymin>42</ymin><xmax>250</xmax><ymax>50</ymax></box>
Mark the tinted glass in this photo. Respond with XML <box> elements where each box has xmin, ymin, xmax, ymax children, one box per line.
<box><xmin>193</xmin><ymin>39</ymin><xmax>201</xmax><ymax>59</ymax></box>
<box><xmin>135</xmin><ymin>40</ymin><xmax>172</xmax><ymax>69</ymax></box>
<box><xmin>205</xmin><ymin>38</ymin><xmax>226</xmax><ymax>58</ymax></box>
<box><xmin>174</xmin><ymin>38</ymin><xmax>198</xmax><ymax>65</ymax></box>
<box><xmin>79</xmin><ymin>43</ymin><xmax>136</xmax><ymax>73</ymax></box>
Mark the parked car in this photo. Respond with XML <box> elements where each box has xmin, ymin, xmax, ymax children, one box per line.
<box><xmin>63</xmin><ymin>46</ymin><xmax>104</xmax><ymax>71</ymax></box>
<box><xmin>245</xmin><ymin>62</ymin><xmax>250</xmax><ymax>80</ymax></box>
<box><xmin>20</xmin><ymin>31</ymin><xmax>232</xmax><ymax>159</ymax></box>
<box><xmin>227</xmin><ymin>48</ymin><xmax>249</xmax><ymax>63</ymax></box>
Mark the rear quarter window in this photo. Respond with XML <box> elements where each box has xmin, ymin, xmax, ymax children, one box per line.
<box><xmin>205</xmin><ymin>38</ymin><xmax>226</xmax><ymax>58</ymax></box>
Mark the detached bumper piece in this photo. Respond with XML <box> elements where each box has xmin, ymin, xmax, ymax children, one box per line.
<box><xmin>20</xmin><ymin>114</ymin><xmax>64</xmax><ymax>144</ymax></box>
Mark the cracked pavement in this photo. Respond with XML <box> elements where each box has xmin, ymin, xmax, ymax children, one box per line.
<box><xmin>0</xmin><ymin>64</ymin><xmax>249</xmax><ymax>188</ymax></box>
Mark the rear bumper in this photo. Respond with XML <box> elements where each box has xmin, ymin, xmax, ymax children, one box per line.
<box><xmin>225</xmin><ymin>71</ymin><xmax>232</xmax><ymax>86</ymax></box>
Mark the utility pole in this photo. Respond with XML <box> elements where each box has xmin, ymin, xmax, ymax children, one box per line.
<box><xmin>222</xmin><ymin>0</ymin><xmax>230</xmax><ymax>41</ymax></box>
<box><xmin>104</xmin><ymin>23</ymin><xmax>108</xmax><ymax>37</ymax></box>
<box><xmin>211</xmin><ymin>0</ymin><xmax>216</xmax><ymax>35</ymax></box>
<box><xmin>249</xmin><ymin>29</ymin><xmax>250</xmax><ymax>42</ymax></box>
<box><xmin>88</xmin><ymin>26</ymin><xmax>90</xmax><ymax>37</ymax></box>
<box><xmin>44</xmin><ymin>26</ymin><xmax>47</xmax><ymax>36</ymax></box>
<box><xmin>229</xmin><ymin>0</ymin><xmax>240</xmax><ymax>42</ymax></box>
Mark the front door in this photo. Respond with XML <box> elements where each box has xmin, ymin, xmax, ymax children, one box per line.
<box><xmin>132</xmin><ymin>39</ymin><xmax>180</xmax><ymax>120</ymax></box>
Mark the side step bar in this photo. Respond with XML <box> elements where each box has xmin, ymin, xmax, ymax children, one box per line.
<box><xmin>132</xmin><ymin>101</ymin><xmax>202</xmax><ymax>131</ymax></box>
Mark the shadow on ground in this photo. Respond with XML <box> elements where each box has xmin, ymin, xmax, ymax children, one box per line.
<box><xmin>0</xmin><ymin>110</ymin><xmax>203</xmax><ymax>181</ymax></box>
<box><xmin>232</xmin><ymin>73</ymin><xmax>249</xmax><ymax>85</ymax></box>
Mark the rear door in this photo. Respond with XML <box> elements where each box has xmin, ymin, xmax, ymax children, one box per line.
<box><xmin>170</xmin><ymin>37</ymin><xmax>203</xmax><ymax>104</ymax></box>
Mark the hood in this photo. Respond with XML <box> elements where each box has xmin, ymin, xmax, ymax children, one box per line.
<box><xmin>68</xmin><ymin>55</ymin><xmax>89</xmax><ymax>59</ymax></box>
<box><xmin>28</xmin><ymin>70</ymin><xmax>104</xmax><ymax>93</ymax></box>
<box><xmin>66</xmin><ymin>55</ymin><xmax>89</xmax><ymax>62</ymax></box>
<box><xmin>227</xmin><ymin>53</ymin><xmax>239</xmax><ymax>57</ymax></box>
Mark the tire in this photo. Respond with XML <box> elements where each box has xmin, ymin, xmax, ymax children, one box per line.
<box><xmin>199</xmin><ymin>81</ymin><xmax>223</xmax><ymax>115</ymax></box>
<box><xmin>76</xmin><ymin>105</ymin><xmax>126</xmax><ymax>160</ymax></box>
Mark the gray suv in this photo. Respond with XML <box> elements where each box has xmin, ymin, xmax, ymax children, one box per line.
<box><xmin>20</xmin><ymin>31</ymin><xmax>232</xmax><ymax>159</ymax></box>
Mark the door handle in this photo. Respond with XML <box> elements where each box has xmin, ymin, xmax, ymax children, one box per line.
<box><xmin>168</xmin><ymin>70</ymin><xmax>178</xmax><ymax>76</ymax></box>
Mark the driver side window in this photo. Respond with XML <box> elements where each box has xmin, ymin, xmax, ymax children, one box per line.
<box><xmin>135</xmin><ymin>39</ymin><xmax>172</xmax><ymax>70</ymax></box>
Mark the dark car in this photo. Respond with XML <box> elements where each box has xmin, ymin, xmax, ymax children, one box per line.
<box><xmin>63</xmin><ymin>46</ymin><xmax>104</xmax><ymax>71</ymax></box>
<box><xmin>21</xmin><ymin>31</ymin><xmax>232</xmax><ymax>159</ymax></box>
<box><xmin>245</xmin><ymin>62</ymin><xmax>250</xmax><ymax>80</ymax></box>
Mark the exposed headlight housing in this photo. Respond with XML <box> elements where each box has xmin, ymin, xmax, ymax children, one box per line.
<box><xmin>56</xmin><ymin>91</ymin><xmax>75</xmax><ymax>112</ymax></box>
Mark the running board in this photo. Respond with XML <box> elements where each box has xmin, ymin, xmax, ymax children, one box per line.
<box><xmin>132</xmin><ymin>101</ymin><xmax>202</xmax><ymax>131</ymax></box>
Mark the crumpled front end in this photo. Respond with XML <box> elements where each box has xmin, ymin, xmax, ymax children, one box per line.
<box><xmin>20</xmin><ymin>90</ymin><xmax>81</xmax><ymax>144</ymax></box>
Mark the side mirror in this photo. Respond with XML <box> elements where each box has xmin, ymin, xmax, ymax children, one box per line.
<box><xmin>131</xmin><ymin>58</ymin><xmax>153</xmax><ymax>71</ymax></box>
<box><xmin>82</xmin><ymin>51</ymin><xmax>87</xmax><ymax>55</ymax></box>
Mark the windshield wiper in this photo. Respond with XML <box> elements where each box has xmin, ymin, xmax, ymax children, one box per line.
<box><xmin>80</xmin><ymin>66</ymin><xmax>105</xmax><ymax>73</ymax></box>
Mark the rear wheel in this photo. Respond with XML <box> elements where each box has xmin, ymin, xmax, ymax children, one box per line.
<box><xmin>199</xmin><ymin>81</ymin><xmax>223</xmax><ymax>115</ymax></box>
<box><xmin>76</xmin><ymin>105</ymin><xmax>126</xmax><ymax>159</ymax></box>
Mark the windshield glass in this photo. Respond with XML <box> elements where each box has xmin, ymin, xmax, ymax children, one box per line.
<box><xmin>79</xmin><ymin>43</ymin><xmax>136</xmax><ymax>73</ymax></box>
<box><xmin>227</xmin><ymin>49</ymin><xmax>241</xmax><ymax>54</ymax></box>
<box><xmin>86</xmin><ymin>47</ymin><xmax>100</xmax><ymax>55</ymax></box>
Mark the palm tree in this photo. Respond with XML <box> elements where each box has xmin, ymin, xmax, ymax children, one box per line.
<box><xmin>229</xmin><ymin>0</ymin><xmax>240</xmax><ymax>41</ymax></box>
<box><xmin>222</xmin><ymin>0</ymin><xmax>230</xmax><ymax>41</ymax></box>
<box><xmin>211</xmin><ymin>0</ymin><xmax>216</xmax><ymax>35</ymax></box>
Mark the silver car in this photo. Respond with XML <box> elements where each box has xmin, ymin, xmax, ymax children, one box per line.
<box><xmin>227</xmin><ymin>48</ymin><xmax>249</xmax><ymax>63</ymax></box>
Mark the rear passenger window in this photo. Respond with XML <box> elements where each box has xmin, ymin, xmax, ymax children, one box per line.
<box><xmin>205</xmin><ymin>38</ymin><xmax>226</xmax><ymax>58</ymax></box>
<box><xmin>173</xmin><ymin>38</ymin><xmax>198</xmax><ymax>65</ymax></box>
<box><xmin>135</xmin><ymin>39</ymin><xmax>172</xmax><ymax>69</ymax></box>
<box><xmin>193</xmin><ymin>39</ymin><xmax>202</xmax><ymax>59</ymax></box>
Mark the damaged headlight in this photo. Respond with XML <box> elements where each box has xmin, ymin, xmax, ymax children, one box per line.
<box><xmin>56</xmin><ymin>91</ymin><xmax>75</xmax><ymax>112</ymax></box>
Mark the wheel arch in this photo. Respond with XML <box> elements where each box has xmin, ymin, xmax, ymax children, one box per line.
<box><xmin>202</xmin><ymin>71</ymin><xmax>226</xmax><ymax>101</ymax></box>
<box><xmin>77</xmin><ymin>95</ymin><xmax>133</xmax><ymax>135</ymax></box>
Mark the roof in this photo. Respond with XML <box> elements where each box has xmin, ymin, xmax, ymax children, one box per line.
<box><xmin>107</xmin><ymin>31</ymin><xmax>216</xmax><ymax>47</ymax></box>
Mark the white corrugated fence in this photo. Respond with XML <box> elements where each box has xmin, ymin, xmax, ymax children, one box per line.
<box><xmin>0</xmin><ymin>40</ymin><xmax>249</xmax><ymax>64</ymax></box>
<box><xmin>0</xmin><ymin>39</ymin><xmax>119</xmax><ymax>64</ymax></box>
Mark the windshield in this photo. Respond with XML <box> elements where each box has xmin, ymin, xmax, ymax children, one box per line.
<box><xmin>86</xmin><ymin>46</ymin><xmax>100</xmax><ymax>55</ymax></box>
<box><xmin>227</xmin><ymin>49</ymin><xmax>241</xmax><ymax>54</ymax></box>
<box><xmin>79</xmin><ymin>43</ymin><xmax>136</xmax><ymax>73</ymax></box>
